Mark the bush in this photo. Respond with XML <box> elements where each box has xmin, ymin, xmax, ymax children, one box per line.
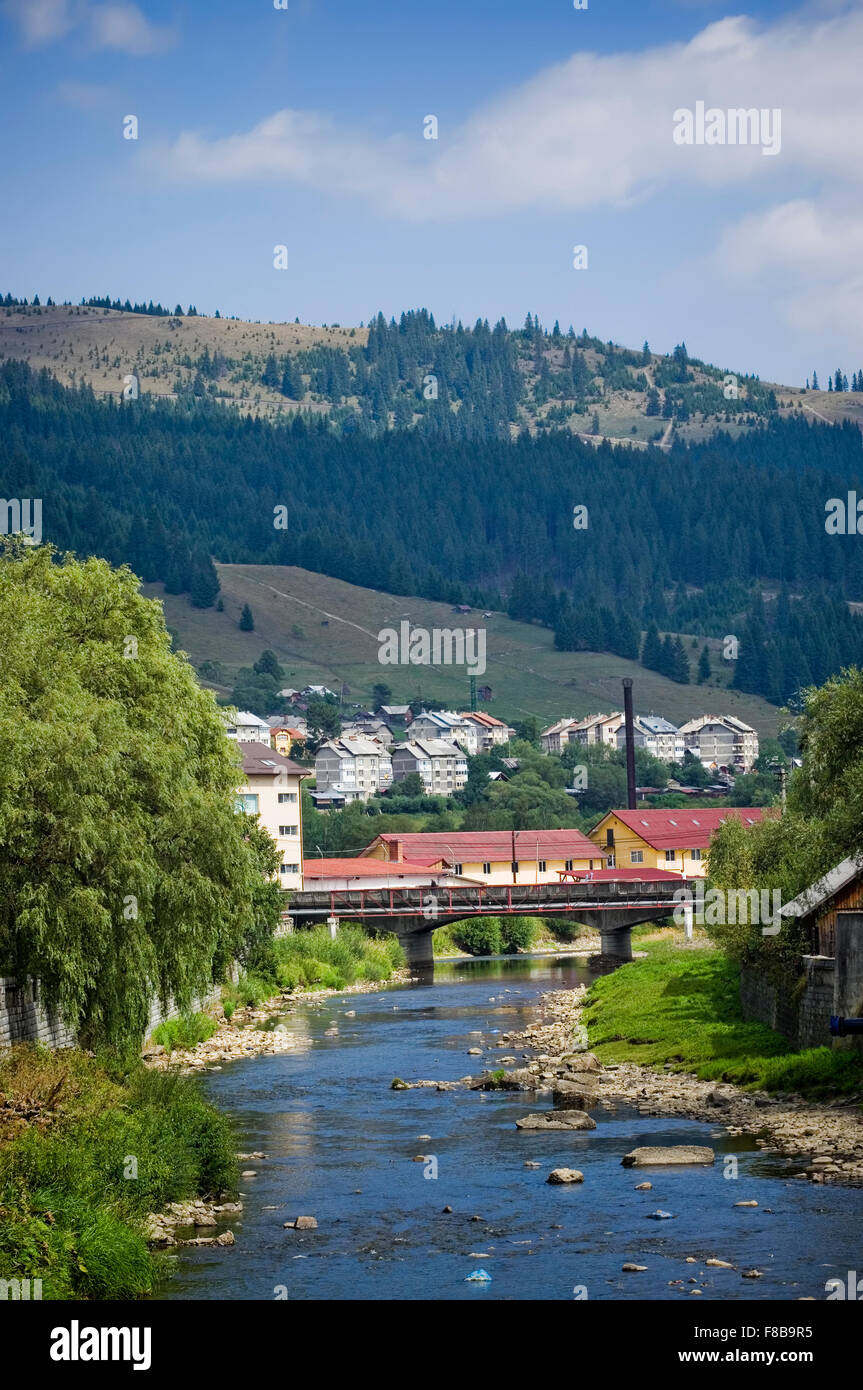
<box><xmin>450</xmin><ymin>917</ymin><xmax>502</xmax><ymax>955</ymax></box>
<box><xmin>221</xmin><ymin>972</ymin><xmax>273</xmax><ymax>1010</ymax></box>
<box><xmin>151</xmin><ymin>1013</ymin><xmax>217</xmax><ymax>1054</ymax></box>
<box><xmin>499</xmin><ymin>917</ymin><xmax>539</xmax><ymax>953</ymax></box>
<box><xmin>272</xmin><ymin>924</ymin><xmax>404</xmax><ymax>991</ymax></box>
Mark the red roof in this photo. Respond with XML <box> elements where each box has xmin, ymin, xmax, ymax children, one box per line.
<box><xmin>459</xmin><ymin>711</ymin><xmax>508</xmax><ymax>728</ymax></box>
<box><xmin>577</xmin><ymin>867</ymin><xmax>687</xmax><ymax>881</ymax></box>
<box><xmin>303</xmin><ymin>858</ymin><xmax>442</xmax><ymax>879</ymax></box>
<box><xmin>362</xmin><ymin>829</ymin><xmax>606</xmax><ymax>863</ymax></box>
<box><xmin>599</xmin><ymin>807</ymin><xmax>768</xmax><ymax>851</ymax></box>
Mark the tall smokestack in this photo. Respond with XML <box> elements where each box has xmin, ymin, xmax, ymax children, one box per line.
<box><xmin>622</xmin><ymin>678</ymin><xmax>637</xmax><ymax>810</ymax></box>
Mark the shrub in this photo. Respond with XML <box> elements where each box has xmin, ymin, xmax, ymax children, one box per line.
<box><xmin>151</xmin><ymin>1013</ymin><xmax>217</xmax><ymax>1054</ymax></box>
<box><xmin>499</xmin><ymin>917</ymin><xmax>539</xmax><ymax>953</ymax></box>
<box><xmin>450</xmin><ymin>917</ymin><xmax>502</xmax><ymax>956</ymax></box>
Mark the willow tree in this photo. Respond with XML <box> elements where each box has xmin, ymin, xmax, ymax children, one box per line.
<box><xmin>0</xmin><ymin>540</ymin><xmax>280</xmax><ymax>1052</ymax></box>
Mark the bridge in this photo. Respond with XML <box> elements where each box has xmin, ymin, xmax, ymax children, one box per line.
<box><xmin>288</xmin><ymin>876</ymin><xmax>696</xmax><ymax>971</ymax></box>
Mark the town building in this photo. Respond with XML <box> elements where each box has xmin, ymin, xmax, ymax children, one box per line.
<box><xmin>408</xmin><ymin>710</ymin><xmax>479</xmax><ymax>754</ymax></box>
<box><xmin>360</xmin><ymin>828</ymin><xmax>607</xmax><ymax>885</ymax></box>
<box><xmin>459</xmin><ymin>710</ymin><xmax>515</xmax><ymax>750</ymax></box>
<box><xmin>301</xmin><ymin>857</ymin><xmax>480</xmax><ymax>892</ymax></box>
<box><xmin>378</xmin><ymin>704</ymin><xmax>412</xmax><ymax>729</ymax></box>
<box><xmin>269</xmin><ymin>725</ymin><xmax>307</xmax><ymax>757</ymax></box>
<box><xmin>614</xmin><ymin>715</ymin><xmax>684</xmax><ymax>764</ymax></box>
<box><xmin>679</xmin><ymin>715</ymin><xmax>759</xmax><ymax>772</ymax></box>
<box><xmin>588</xmin><ymin>807</ymin><xmax>768</xmax><ymax>878</ymax></box>
<box><xmin>225</xmin><ymin>710</ymin><xmax>272</xmax><ymax>745</ymax></box>
<box><xmin>314</xmin><ymin>737</ymin><xmax>393</xmax><ymax>803</ymax></box>
<box><xmin>540</xmin><ymin>718</ymin><xmax>580</xmax><ymax>754</ymax></box>
<box><xmin>390</xmin><ymin>739</ymin><xmax>468</xmax><ymax>794</ymax></box>
<box><xmin>237</xmin><ymin>744</ymin><xmax>308</xmax><ymax>889</ymax></box>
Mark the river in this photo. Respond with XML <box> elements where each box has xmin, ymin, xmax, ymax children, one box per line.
<box><xmin>159</xmin><ymin>955</ymin><xmax>863</xmax><ymax>1301</ymax></box>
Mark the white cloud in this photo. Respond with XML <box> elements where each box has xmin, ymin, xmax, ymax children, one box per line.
<box><xmin>3</xmin><ymin>0</ymin><xmax>176</xmax><ymax>54</ymax></box>
<box><xmin>154</xmin><ymin>7</ymin><xmax>863</xmax><ymax>218</ymax></box>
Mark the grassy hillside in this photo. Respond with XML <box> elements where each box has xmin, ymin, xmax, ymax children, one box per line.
<box><xmin>5</xmin><ymin>299</ymin><xmax>859</xmax><ymax>441</ymax></box>
<box><xmin>146</xmin><ymin>563</ymin><xmax>782</xmax><ymax>735</ymax></box>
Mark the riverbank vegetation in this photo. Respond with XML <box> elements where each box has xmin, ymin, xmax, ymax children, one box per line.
<box><xmin>584</xmin><ymin>942</ymin><xmax>863</xmax><ymax>1096</ymax></box>
<box><xmin>224</xmin><ymin>923</ymin><xmax>405</xmax><ymax>1003</ymax></box>
<box><xmin>0</xmin><ymin>1044</ymin><xmax>237</xmax><ymax>1299</ymax></box>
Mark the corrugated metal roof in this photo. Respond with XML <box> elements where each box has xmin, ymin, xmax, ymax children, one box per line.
<box><xmin>596</xmin><ymin>807</ymin><xmax>767</xmax><ymax>850</ymax></box>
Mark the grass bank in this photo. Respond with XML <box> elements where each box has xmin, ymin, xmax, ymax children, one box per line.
<box><xmin>583</xmin><ymin>942</ymin><xmax>863</xmax><ymax>1097</ymax></box>
<box><xmin>0</xmin><ymin>1045</ymin><xmax>237</xmax><ymax>1298</ymax></box>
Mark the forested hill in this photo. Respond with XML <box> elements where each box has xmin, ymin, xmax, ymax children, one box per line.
<box><xmin>5</xmin><ymin>297</ymin><xmax>863</xmax><ymax>443</ymax></box>
<box><xmin>2</xmin><ymin>356</ymin><xmax>863</xmax><ymax>706</ymax></box>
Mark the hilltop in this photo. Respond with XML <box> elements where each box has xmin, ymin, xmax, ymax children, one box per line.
<box><xmin>4</xmin><ymin>297</ymin><xmax>863</xmax><ymax>441</ymax></box>
<box><xmin>148</xmin><ymin>562</ymin><xmax>782</xmax><ymax>735</ymax></box>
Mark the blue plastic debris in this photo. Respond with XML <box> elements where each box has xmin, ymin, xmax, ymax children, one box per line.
<box><xmin>465</xmin><ymin>1268</ymin><xmax>492</xmax><ymax>1282</ymax></box>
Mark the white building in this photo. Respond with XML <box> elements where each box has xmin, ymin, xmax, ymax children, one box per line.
<box><xmin>225</xmin><ymin>710</ymin><xmax>272</xmax><ymax>745</ymax></box>
<box><xmin>615</xmin><ymin>715</ymin><xmax>685</xmax><ymax>764</ymax></box>
<box><xmin>237</xmin><ymin>744</ymin><xmax>307</xmax><ymax>889</ymax></box>
<box><xmin>390</xmin><ymin>738</ymin><xmax>468</xmax><ymax>794</ymax></box>
<box><xmin>314</xmin><ymin>736</ymin><xmax>393</xmax><ymax>803</ymax></box>
<box><xmin>540</xmin><ymin>718</ymin><xmax>580</xmax><ymax>754</ymax></box>
<box><xmin>459</xmin><ymin>711</ymin><xmax>515</xmax><ymax>749</ymax></box>
<box><xmin>678</xmin><ymin>715</ymin><xmax>759</xmax><ymax>772</ymax></box>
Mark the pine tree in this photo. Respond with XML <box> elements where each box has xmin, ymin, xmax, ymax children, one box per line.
<box><xmin>671</xmin><ymin>636</ymin><xmax>690</xmax><ymax>684</ymax></box>
<box><xmin>697</xmin><ymin>643</ymin><xmax>711</xmax><ymax>684</ymax></box>
<box><xmin>812</xmin><ymin>371</ymin><xmax>819</xmax><ymax>390</ymax></box>
<box><xmin>239</xmin><ymin>604</ymin><xmax>255</xmax><ymax>632</ymax></box>
<box><xmin>641</xmin><ymin>623</ymin><xmax>663</xmax><ymax>672</ymax></box>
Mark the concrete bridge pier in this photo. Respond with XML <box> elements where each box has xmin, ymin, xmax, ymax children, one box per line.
<box><xmin>374</xmin><ymin>915</ymin><xmax>435</xmax><ymax>977</ymax></box>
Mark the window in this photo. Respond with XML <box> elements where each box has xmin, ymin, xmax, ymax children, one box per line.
<box><xmin>482</xmin><ymin>862</ymin><xmax>492</xmax><ymax>875</ymax></box>
<box><xmin>690</xmin><ymin>848</ymin><xmax>702</xmax><ymax>861</ymax></box>
<box><xmin>280</xmin><ymin>863</ymin><xmax>300</xmax><ymax>875</ymax></box>
<box><xmin>235</xmin><ymin>793</ymin><xmax>258</xmax><ymax>814</ymax></box>
<box><xmin>630</xmin><ymin>850</ymin><xmax>644</xmax><ymax>864</ymax></box>
<box><xmin>511</xmin><ymin>862</ymin><xmax>519</xmax><ymax>874</ymax></box>
<box><xmin>606</xmin><ymin>828</ymin><xmax>615</xmax><ymax>846</ymax></box>
<box><xmin>565</xmin><ymin>859</ymin><xmax>573</xmax><ymax>872</ymax></box>
<box><xmin>278</xmin><ymin>792</ymin><xmax>297</xmax><ymax>804</ymax></box>
<box><xmin>538</xmin><ymin>860</ymin><xmax>547</xmax><ymax>873</ymax></box>
<box><xmin>452</xmin><ymin>863</ymin><xmax>463</xmax><ymax>875</ymax></box>
<box><xmin>279</xmin><ymin>825</ymin><xmax>299</xmax><ymax>836</ymax></box>
<box><xmin>665</xmin><ymin>849</ymin><xmax>676</xmax><ymax>862</ymax></box>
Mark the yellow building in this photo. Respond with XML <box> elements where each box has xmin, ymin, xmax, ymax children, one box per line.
<box><xmin>588</xmin><ymin>808</ymin><xmax>768</xmax><ymax>878</ymax></box>
<box><xmin>359</xmin><ymin>829</ymin><xmax>607</xmax><ymax>885</ymax></box>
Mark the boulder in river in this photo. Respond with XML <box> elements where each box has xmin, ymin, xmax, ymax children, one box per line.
<box><xmin>622</xmin><ymin>1145</ymin><xmax>714</xmax><ymax>1167</ymax></box>
<box><xmin>516</xmin><ymin>1111</ymin><xmax>596</xmax><ymax>1131</ymax></box>
<box><xmin>552</xmin><ymin>1079</ymin><xmax>600</xmax><ymax>1109</ymax></box>
<box><xmin>546</xmin><ymin>1168</ymin><xmax>584</xmax><ymax>1184</ymax></box>
<box><xmin>470</xmin><ymin>1068</ymin><xmax>538</xmax><ymax>1092</ymax></box>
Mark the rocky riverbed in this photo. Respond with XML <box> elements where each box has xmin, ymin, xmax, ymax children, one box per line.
<box><xmin>395</xmin><ymin>982</ymin><xmax>863</xmax><ymax>1186</ymax></box>
<box><xmin>142</xmin><ymin>968</ymin><xmax>413</xmax><ymax>1072</ymax></box>
<box><xmin>514</xmin><ymin>986</ymin><xmax>863</xmax><ymax>1187</ymax></box>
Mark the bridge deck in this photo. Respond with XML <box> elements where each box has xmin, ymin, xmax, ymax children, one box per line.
<box><xmin>289</xmin><ymin>878</ymin><xmax>696</xmax><ymax>919</ymax></box>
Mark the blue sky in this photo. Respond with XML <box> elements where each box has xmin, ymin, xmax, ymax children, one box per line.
<box><xmin>1</xmin><ymin>0</ymin><xmax>861</xmax><ymax>385</ymax></box>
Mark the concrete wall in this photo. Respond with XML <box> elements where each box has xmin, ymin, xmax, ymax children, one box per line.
<box><xmin>798</xmin><ymin>956</ymin><xmax>835</xmax><ymax>1051</ymax></box>
<box><xmin>0</xmin><ymin>975</ymin><xmax>223</xmax><ymax>1051</ymax></box>
<box><xmin>740</xmin><ymin>948</ymin><xmax>847</xmax><ymax>1052</ymax></box>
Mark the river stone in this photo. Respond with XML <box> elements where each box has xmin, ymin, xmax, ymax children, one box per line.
<box><xmin>622</xmin><ymin>1263</ymin><xmax>648</xmax><ymax>1272</ymax></box>
<box><xmin>561</xmin><ymin>1052</ymin><xmax>600</xmax><ymax>1072</ymax></box>
<box><xmin>283</xmin><ymin>1215</ymin><xmax>318</xmax><ymax>1230</ymax></box>
<box><xmin>552</xmin><ymin>1080</ymin><xmax>600</xmax><ymax>1109</ymax></box>
<box><xmin>622</xmin><ymin>1145</ymin><xmax>715</xmax><ymax>1167</ymax></box>
<box><xmin>470</xmin><ymin>1068</ymin><xmax>537</xmax><ymax>1091</ymax></box>
<box><xmin>516</xmin><ymin>1111</ymin><xmax>596</xmax><ymax>1131</ymax></box>
<box><xmin>546</xmin><ymin>1168</ymin><xmax>584</xmax><ymax>1184</ymax></box>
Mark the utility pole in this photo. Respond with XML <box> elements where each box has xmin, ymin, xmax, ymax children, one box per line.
<box><xmin>470</xmin><ymin>674</ymin><xmax>477</xmax><ymax>712</ymax></box>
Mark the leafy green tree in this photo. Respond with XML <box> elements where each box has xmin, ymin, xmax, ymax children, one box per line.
<box><xmin>254</xmin><ymin>649</ymin><xmax>284</xmax><ymax>682</ymax></box>
<box><xmin>0</xmin><ymin>541</ymin><xmax>280</xmax><ymax>1053</ymax></box>
<box><xmin>306</xmin><ymin>694</ymin><xmax>341</xmax><ymax>747</ymax></box>
<box><xmin>396</xmin><ymin>771</ymin><xmax>425</xmax><ymax>797</ymax></box>
<box><xmin>372</xmin><ymin>682</ymin><xmax>392</xmax><ymax>709</ymax></box>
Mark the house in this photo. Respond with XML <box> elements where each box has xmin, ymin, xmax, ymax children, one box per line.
<box><xmin>573</xmin><ymin>712</ymin><xmax>625</xmax><ymax>747</ymax></box>
<box><xmin>269</xmin><ymin>726</ymin><xmax>307</xmax><ymax>756</ymax></box>
<box><xmin>379</xmin><ymin>704</ymin><xmax>412</xmax><ymax>729</ymax></box>
<box><xmin>679</xmin><ymin>715</ymin><xmax>759</xmax><ymax>772</ymax></box>
<box><xmin>588</xmin><ymin>807</ymin><xmax>769</xmax><ymax>878</ymax></box>
<box><xmin>237</xmin><ymin>745</ymin><xmax>308</xmax><ymax>889</ymax></box>
<box><xmin>302</xmin><ymin>684</ymin><xmax>336</xmax><ymax>699</ymax></box>
<box><xmin>360</xmin><ymin>828</ymin><xmax>608</xmax><ymax>885</ymax></box>
<box><xmin>737</xmin><ymin>855</ymin><xmax>863</xmax><ymax>1051</ymax></box>
<box><xmin>225</xmin><ymin>710</ymin><xmax>272</xmax><ymax>745</ymax></box>
<box><xmin>458</xmin><ymin>710</ymin><xmax>515</xmax><ymax>750</ymax></box>
<box><xmin>301</xmin><ymin>857</ymin><xmax>481</xmax><ymax>892</ymax></box>
<box><xmin>477</xmin><ymin>685</ymin><xmax>493</xmax><ymax>702</ymax></box>
<box><xmin>314</xmin><ymin>737</ymin><xmax>393</xmax><ymax>803</ymax></box>
<box><xmin>615</xmin><ymin>715</ymin><xmax>684</xmax><ymax>764</ymax></box>
<box><xmin>390</xmin><ymin>739</ymin><xmax>468</xmax><ymax>794</ymax></box>
<box><xmin>408</xmin><ymin>710</ymin><xmax>479</xmax><ymax>754</ymax></box>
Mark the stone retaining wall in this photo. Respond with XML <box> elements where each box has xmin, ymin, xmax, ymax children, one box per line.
<box><xmin>0</xmin><ymin>975</ymin><xmax>223</xmax><ymax>1050</ymax></box>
